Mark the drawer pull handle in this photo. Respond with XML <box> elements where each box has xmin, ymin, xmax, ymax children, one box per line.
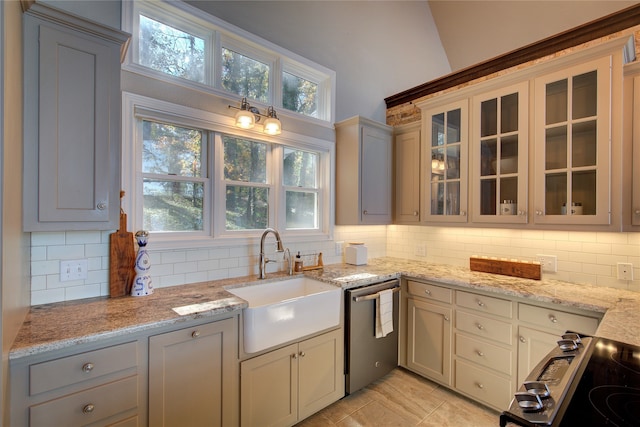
<box><xmin>191</xmin><ymin>330</ymin><xmax>201</xmax><ymax>338</ymax></box>
<box><xmin>424</xmin><ymin>289</ymin><xmax>432</xmax><ymax>296</ymax></box>
<box><xmin>476</xmin><ymin>323</ymin><xmax>485</xmax><ymax>330</ymax></box>
<box><xmin>520</xmin><ymin>336</ymin><xmax>526</xmax><ymax>343</ymax></box>
<box><xmin>82</xmin><ymin>363</ymin><xmax>94</xmax><ymax>373</ymax></box>
<box><xmin>83</xmin><ymin>404</ymin><xmax>95</xmax><ymax>414</ymax></box>
<box><xmin>476</xmin><ymin>383</ymin><xmax>484</xmax><ymax>389</ymax></box>
<box><xmin>548</xmin><ymin>315</ymin><xmax>558</xmax><ymax>323</ymax></box>
<box><xmin>476</xmin><ymin>350</ymin><xmax>484</xmax><ymax>357</ymax></box>
<box><xmin>476</xmin><ymin>300</ymin><xmax>485</xmax><ymax>307</ymax></box>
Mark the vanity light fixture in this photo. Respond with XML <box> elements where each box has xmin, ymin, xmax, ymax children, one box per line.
<box><xmin>229</xmin><ymin>97</ymin><xmax>282</xmax><ymax>135</ymax></box>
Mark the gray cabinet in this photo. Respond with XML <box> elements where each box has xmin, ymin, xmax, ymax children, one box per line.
<box><xmin>240</xmin><ymin>328</ymin><xmax>344</xmax><ymax>427</ymax></box>
<box><xmin>336</xmin><ymin>116</ymin><xmax>393</xmax><ymax>225</ymax></box>
<box><xmin>23</xmin><ymin>3</ymin><xmax>129</xmax><ymax>231</ymax></box>
<box><xmin>148</xmin><ymin>317</ymin><xmax>239</xmax><ymax>427</ymax></box>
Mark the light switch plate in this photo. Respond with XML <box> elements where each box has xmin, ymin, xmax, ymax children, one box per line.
<box><xmin>60</xmin><ymin>259</ymin><xmax>88</xmax><ymax>282</ymax></box>
<box><xmin>537</xmin><ymin>254</ymin><xmax>557</xmax><ymax>273</ymax></box>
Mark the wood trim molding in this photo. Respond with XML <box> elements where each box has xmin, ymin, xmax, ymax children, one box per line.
<box><xmin>385</xmin><ymin>4</ymin><xmax>640</xmax><ymax>109</ymax></box>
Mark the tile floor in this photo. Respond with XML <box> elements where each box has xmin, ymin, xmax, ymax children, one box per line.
<box><xmin>296</xmin><ymin>368</ymin><xmax>500</xmax><ymax>426</ymax></box>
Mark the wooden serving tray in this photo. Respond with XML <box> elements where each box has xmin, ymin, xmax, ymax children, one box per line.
<box><xmin>470</xmin><ymin>256</ymin><xmax>541</xmax><ymax>280</ymax></box>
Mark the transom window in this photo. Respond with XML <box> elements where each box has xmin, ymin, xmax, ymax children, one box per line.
<box><xmin>124</xmin><ymin>1</ymin><xmax>334</xmax><ymax>123</ymax></box>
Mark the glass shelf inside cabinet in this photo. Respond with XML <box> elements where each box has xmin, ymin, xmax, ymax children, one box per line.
<box><xmin>477</xmin><ymin>90</ymin><xmax>524</xmax><ymax>220</ymax></box>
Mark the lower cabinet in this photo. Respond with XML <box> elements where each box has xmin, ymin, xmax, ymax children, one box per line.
<box><xmin>240</xmin><ymin>328</ymin><xmax>344</xmax><ymax>427</ymax></box>
<box><xmin>406</xmin><ymin>298</ymin><xmax>452</xmax><ymax>386</ymax></box>
<box><xmin>148</xmin><ymin>317</ymin><xmax>239</xmax><ymax>427</ymax></box>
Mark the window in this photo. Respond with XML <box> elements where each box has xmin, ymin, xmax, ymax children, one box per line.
<box><xmin>223</xmin><ymin>136</ymin><xmax>270</xmax><ymax>230</ymax></box>
<box><xmin>141</xmin><ymin>120</ymin><xmax>208</xmax><ymax>233</ymax></box>
<box><xmin>123</xmin><ymin>93</ymin><xmax>331</xmax><ymax>247</ymax></box>
<box><xmin>124</xmin><ymin>1</ymin><xmax>335</xmax><ymax>123</ymax></box>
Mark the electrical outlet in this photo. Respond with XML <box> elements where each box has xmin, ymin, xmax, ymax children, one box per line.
<box><xmin>537</xmin><ymin>254</ymin><xmax>557</xmax><ymax>273</ymax></box>
<box><xmin>335</xmin><ymin>241</ymin><xmax>344</xmax><ymax>256</ymax></box>
<box><xmin>415</xmin><ymin>243</ymin><xmax>426</xmax><ymax>257</ymax></box>
<box><xmin>617</xmin><ymin>262</ymin><xmax>634</xmax><ymax>280</ymax></box>
<box><xmin>60</xmin><ymin>259</ymin><xmax>88</xmax><ymax>282</ymax></box>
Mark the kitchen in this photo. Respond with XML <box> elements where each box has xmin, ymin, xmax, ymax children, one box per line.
<box><xmin>2</xmin><ymin>0</ymin><xmax>640</xmax><ymax>426</ymax></box>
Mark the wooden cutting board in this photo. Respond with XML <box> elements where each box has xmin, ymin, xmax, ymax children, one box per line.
<box><xmin>470</xmin><ymin>256</ymin><xmax>541</xmax><ymax>280</ymax></box>
<box><xmin>109</xmin><ymin>211</ymin><xmax>135</xmax><ymax>297</ymax></box>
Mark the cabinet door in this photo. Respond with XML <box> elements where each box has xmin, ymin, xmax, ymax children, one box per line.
<box><xmin>361</xmin><ymin>125</ymin><xmax>393</xmax><ymax>224</ymax></box>
<box><xmin>149</xmin><ymin>318</ymin><xmax>239</xmax><ymax>427</ymax></box>
<box><xmin>240</xmin><ymin>343</ymin><xmax>298</xmax><ymax>427</ymax></box>
<box><xmin>517</xmin><ymin>326</ymin><xmax>558</xmax><ymax>386</ymax></box>
<box><xmin>298</xmin><ymin>329</ymin><xmax>344</xmax><ymax>420</ymax></box>
<box><xmin>533</xmin><ymin>56</ymin><xmax>611</xmax><ymax>225</ymax></box>
<box><xmin>394</xmin><ymin>128</ymin><xmax>421</xmax><ymax>223</ymax></box>
<box><xmin>421</xmin><ymin>99</ymin><xmax>469</xmax><ymax>223</ymax></box>
<box><xmin>471</xmin><ymin>82</ymin><xmax>529</xmax><ymax>224</ymax></box>
<box><xmin>23</xmin><ymin>11</ymin><xmax>126</xmax><ymax>231</ymax></box>
<box><xmin>633</xmin><ymin>74</ymin><xmax>640</xmax><ymax>226</ymax></box>
<box><xmin>406</xmin><ymin>298</ymin><xmax>452</xmax><ymax>385</ymax></box>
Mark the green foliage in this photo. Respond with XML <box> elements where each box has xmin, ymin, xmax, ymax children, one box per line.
<box><xmin>221</xmin><ymin>48</ymin><xmax>269</xmax><ymax>103</ymax></box>
<box><xmin>282</xmin><ymin>72</ymin><xmax>318</xmax><ymax>117</ymax></box>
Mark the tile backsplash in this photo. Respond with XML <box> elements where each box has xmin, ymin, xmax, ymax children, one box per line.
<box><xmin>29</xmin><ymin>225</ymin><xmax>639</xmax><ymax>305</ymax></box>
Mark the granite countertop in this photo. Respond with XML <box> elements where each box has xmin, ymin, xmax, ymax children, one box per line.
<box><xmin>10</xmin><ymin>257</ymin><xmax>640</xmax><ymax>360</ymax></box>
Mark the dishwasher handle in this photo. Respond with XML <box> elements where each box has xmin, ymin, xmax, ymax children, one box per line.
<box><xmin>352</xmin><ymin>281</ymin><xmax>400</xmax><ymax>303</ymax></box>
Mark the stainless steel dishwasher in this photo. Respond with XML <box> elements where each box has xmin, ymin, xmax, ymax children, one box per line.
<box><xmin>345</xmin><ymin>279</ymin><xmax>400</xmax><ymax>394</ymax></box>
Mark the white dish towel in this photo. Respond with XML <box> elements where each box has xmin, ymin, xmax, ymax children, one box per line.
<box><xmin>375</xmin><ymin>288</ymin><xmax>394</xmax><ymax>338</ymax></box>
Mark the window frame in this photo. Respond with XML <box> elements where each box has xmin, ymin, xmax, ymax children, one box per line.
<box><xmin>122</xmin><ymin>0</ymin><xmax>335</xmax><ymax>125</ymax></box>
<box><xmin>122</xmin><ymin>92</ymin><xmax>333</xmax><ymax>249</ymax></box>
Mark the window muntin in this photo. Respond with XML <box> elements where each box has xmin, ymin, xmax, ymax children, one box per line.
<box><xmin>283</xmin><ymin>148</ymin><xmax>319</xmax><ymax>230</ymax></box>
<box><xmin>138</xmin><ymin>14</ymin><xmax>207</xmax><ymax>84</ymax></box>
<box><xmin>282</xmin><ymin>71</ymin><xmax>318</xmax><ymax>118</ymax></box>
<box><xmin>141</xmin><ymin>120</ymin><xmax>207</xmax><ymax>232</ymax></box>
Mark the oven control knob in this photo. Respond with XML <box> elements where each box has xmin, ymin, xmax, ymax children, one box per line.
<box><xmin>375</xmin><ymin>361</ymin><xmax>381</xmax><ymax>368</ymax></box>
<box><xmin>557</xmin><ymin>338</ymin><xmax>578</xmax><ymax>352</ymax></box>
<box><xmin>515</xmin><ymin>391</ymin><xmax>543</xmax><ymax>412</ymax></box>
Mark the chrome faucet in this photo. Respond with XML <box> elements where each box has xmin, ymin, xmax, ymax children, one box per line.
<box><xmin>259</xmin><ymin>228</ymin><xmax>288</xmax><ymax>279</ymax></box>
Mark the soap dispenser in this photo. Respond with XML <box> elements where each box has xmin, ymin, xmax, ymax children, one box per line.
<box><xmin>294</xmin><ymin>252</ymin><xmax>303</xmax><ymax>272</ymax></box>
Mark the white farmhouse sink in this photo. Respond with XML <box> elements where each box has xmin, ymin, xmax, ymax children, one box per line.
<box><xmin>227</xmin><ymin>277</ymin><xmax>341</xmax><ymax>353</ymax></box>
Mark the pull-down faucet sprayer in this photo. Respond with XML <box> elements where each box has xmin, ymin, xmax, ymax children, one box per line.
<box><xmin>259</xmin><ymin>228</ymin><xmax>289</xmax><ymax>279</ymax></box>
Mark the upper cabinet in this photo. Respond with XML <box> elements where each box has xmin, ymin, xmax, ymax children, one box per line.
<box><xmin>533</xmin><ymin>57</ymin><xmax>612</xmax><ymax>225</ymax></box>
<box><xmin>471</xmin><ymin>82</ymin><xmax>529</xmax><ymax>224</ymax></box>
<box><xmin>23</xmin><ymin>3</ymin><xmax>130</xmax><ymax>231</ymax></box>
<box><xmin>394</xmin><ymin>123</ymin><xmax>421</xmax><ymax>224</ymax></box>
<box><xmin>336</xmin><ymin>116</ymin><xmax>393</xmax><ymax>225</ymax></box>
<box><xmin>406</xmin><ymin>36</ymin><xmax>632</xmax><ymax>230</ymax></box>
<box><xmin>420</xmin><ymin>99</ymin><xmax>469</xmax><ymax>223</ymax></box>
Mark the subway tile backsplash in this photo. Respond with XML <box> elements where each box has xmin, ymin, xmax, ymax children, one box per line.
<box><xmin>29</xmin><ymin>225</ymin><xmax>639</xmax><ymax>305</ymax></box>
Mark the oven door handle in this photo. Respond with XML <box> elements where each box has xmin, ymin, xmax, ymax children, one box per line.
<box><xmin>353</xmin><ymin>286</ymin><xmax>400</xmax><ymax>303</ymax></box>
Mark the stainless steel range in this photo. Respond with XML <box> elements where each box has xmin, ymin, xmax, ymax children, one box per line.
<box><xmin>501</xmin><ymin>333</ymin><xmax>640</xmax><ymax>426</ymax></box>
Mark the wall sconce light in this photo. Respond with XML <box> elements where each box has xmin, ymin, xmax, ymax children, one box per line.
<box><xmin>229</xmin><ymin>98</ymin><xmax>282</xmax><ymax>135</ymax></box>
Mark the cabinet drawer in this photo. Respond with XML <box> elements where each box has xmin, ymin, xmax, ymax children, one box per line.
<box><xmin>456</xmin><ymin>291</ymin><xmax>512</xmax><ymax>319</ymax></box>
<box><xmin>30</xmin><ymin>341</ymin><xmax>137</xmax><ymax>395</ymax></box>
<box><xmin>518</xmin><ymin>304</ymin><xmax>599</xmax><ymax>335</ymax></box>
<box><xmin>407</xmin><ymin>280</ymin><xmax>452</xmax><ymax>304</ymax></box>
<box><xmin>455</xmin><ymin>334</ymin><xmax>512</xmax><ymax>375</ymax></box>
<box><xmin>455</xmin><ymin>359</ymin><xmax>512</xmax><ymax>410</ymax></box>
<box><xmin>30</xmin><ymin>375</ymin><xmax>138</xmax><ymax>427</ymax></box>
<box><xmin>456</xmin><ymin>311</ymin><xmax>512</xmax><ymax>345</ymax></box>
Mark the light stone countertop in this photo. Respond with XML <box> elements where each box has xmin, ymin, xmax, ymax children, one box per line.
<box><xmin>10</xmin><ymin>257</ymin><xmax>640</xmax><ymax>360</ymax></box>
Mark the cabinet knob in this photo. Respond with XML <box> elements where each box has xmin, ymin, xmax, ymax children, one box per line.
<box><xmin>191</xmin><ymin>330</ymin><xmax>201</xmax><ymax>338</ymax></box>
<box><xmin>363</xmin><ymin>210</ymin><xmax>368</xmax><ymax>215</ymax></box>
<box><xmin>476</xmin><ymin>383</ymin><xmax>484</xmax><ymax>389</ymax></box>
<box><xmin>476</xmin><ymin>323</ymin><xmax>484</xmax><ymax>330</ymax></box>
<box><xmin>96</xmin><ymin>202</ymin><xmax>107</xmax><ymax>210</ymax></box>
<box><xmin>476</xmin><ymin>299</ymin><xmax>485</xmax><ymax>307</ymax></box>
<box><xmin>413</xmin><ymin>211</ymin><xmax>419</xmax><ymax>216</ymax></box>
<box><xmin>548</xmin><ymin>315</ymin><xmax>558</xmax><ymax>323</ymax></box>
<box><xmin>299</xmin><ymin>351</ymin><xmax>306</xmax><ymax>358</ymax></box>
<box><xmin>518</xmin><ymin>210</ymin><xmax>526</xmax><ymax>216</ymax></box>
<box><xmin>476</xmin><ymin>350</ymin><xmax>484</xmax><ymax>357</ymax></box>
<box><xmin>292</xmin><ymin>353</ymin><xmax>298</xmax><ymax>359</ymax></box>
<box><xmin>424</xmin><ymin>289</ymin><xmax>432</xmax><ymax>296</ymax></box>
<box><xmin>444</xmin><ymin>316</ymin><xmax>450</xmax><ymax>322</ymax></box>
<box><xmin>460</xmin><ymin>211</ymin><xmax>467</xmax><ymax>216</ymax></box>
<box><xmin>635</xmin><ymin>210</ymin><xmax>640</xmax><ymax>215</ymax></box>
<box><xmin>519</xmin><ymin>336</ymin><xmax>526</xmax><ymax>343</ymax></box>
<box><xmin>82</xmin><ymin>363</ymin><xmax>94</xmax><ymax>373</ymax></box>
<box><xmin>82</xmin><ymin>404</ymin><xmax>95</xmax><ymax>414</ymax></box>
<box><xmin>535</xmin><ymin>210</ymin><xmax>543</xmax><ymax>216</ymax></box>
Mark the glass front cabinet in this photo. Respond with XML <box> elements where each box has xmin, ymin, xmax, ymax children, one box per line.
<box><xmin>533</xmin><ymin>56</ymin><xmax>612</xmax><ymax>225</ymax></box>
<box><xmin>471</xmin><ymin>82</ymin><xmax>529</xmax><ymax>224</ymax></box>
<box><xmin>421</xmin><ymin>99</ymin><xmax>469</xmax><ymax>223</ymax></box>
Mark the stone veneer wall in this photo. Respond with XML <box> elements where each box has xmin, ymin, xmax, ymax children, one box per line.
<box><xmin>386</xmin><ymin>27</ymin><xmax>640</xmax><ymax>127</ymax></box>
